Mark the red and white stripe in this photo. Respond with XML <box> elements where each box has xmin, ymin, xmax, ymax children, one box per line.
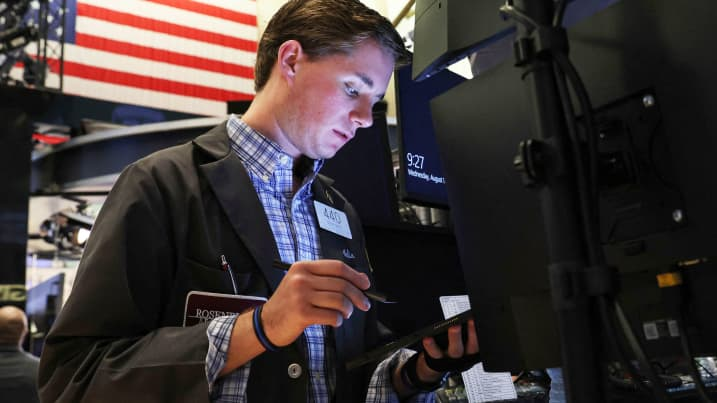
<box><xmin>13</xmin><ymin>0</ymin><xmax>258</xmax><ymax>116</ymax></box>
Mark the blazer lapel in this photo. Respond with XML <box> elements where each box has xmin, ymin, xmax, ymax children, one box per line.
<box><xmin>311</xmin><ymin>175</ymin><xmax>353</xmax><ymax>262</ymax></box>
<box><xmin>312</xmin><ymin>175</ymin><xmax>371</xmax><ymax>376</ymax></box>
<box><xmin>193</xmin><ymin>124</ymin><xmax>285</xmax><ymax>292</ymax></box>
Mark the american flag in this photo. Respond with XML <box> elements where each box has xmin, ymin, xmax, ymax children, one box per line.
<box><xmin>17</xmin><ymin>0</ymin><xmax>257</xmax><ymax>116</ymax></box>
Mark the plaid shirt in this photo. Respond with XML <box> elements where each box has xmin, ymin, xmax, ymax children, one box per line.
<box><xmin>205</xmin><ymin>116</ymin><xmax>434</xmax><ymax>403</ymax></box>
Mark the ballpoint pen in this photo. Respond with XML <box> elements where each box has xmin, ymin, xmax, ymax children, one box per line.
<box><xmin>221</xmin><ymin>254</ymin><xmax>238</xmax><ymax>295</ymax></box>
<box><xmin>272</xmin><ymin>260</ymin><xmax>396</xmax><ymax>303</ymax></box>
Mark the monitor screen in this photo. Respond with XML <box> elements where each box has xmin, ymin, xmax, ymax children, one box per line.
<box><xmin>395</xmin><ymin>61</ymin><xmax>465</xmax><ymax>207</ymax></box>
<box><xmin>26</xmin><ymin>273</ymin><xmax>65</xmax><ymax>356</ymax></box>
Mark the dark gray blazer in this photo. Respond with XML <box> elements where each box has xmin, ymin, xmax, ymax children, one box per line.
<box><xmin>0</xmin><ymin>345</ymin><xmax>41</xmax><ymax>403</ymax></box>
<box><xmin>38</xmin><ymin>123</ymin><xmax>379</xmax><ymax>403</ymax></box>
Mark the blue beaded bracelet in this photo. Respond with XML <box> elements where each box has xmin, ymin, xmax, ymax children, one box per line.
<box><xmin>252</xmin><ymin>304</ymin><xmax>279</xmax><ymax>352</ymax></box>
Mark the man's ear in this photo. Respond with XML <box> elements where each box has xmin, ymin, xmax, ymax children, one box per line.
<box><xmin>277</xmin><ymin>40</ymin><xmax>303</xmax><ymax>83</ymax></box>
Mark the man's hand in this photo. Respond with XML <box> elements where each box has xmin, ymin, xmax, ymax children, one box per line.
<box><xmin>419</xmin><ymin>318</ymin><xmax>479</xmax><ymax>377</ymax></box>
<box><xmin>261</xmin><ymin>259</ymin><xmax>373</xmax><ymax>347</ymax></box>
<box><xmin>220</xmin><ymin>259</ymin><xmax>371</xmax><ymax>376</ymax></box>
<box><xmin>394</xmin><ymin>319</ymin><xmax>480</xmax><ymax>397</ymax></box>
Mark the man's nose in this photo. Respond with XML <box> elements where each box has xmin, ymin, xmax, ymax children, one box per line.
<box><xmin>351</xmin><ymin>100</ymin><xmax>374</xmax><ymax>129</ymax></box>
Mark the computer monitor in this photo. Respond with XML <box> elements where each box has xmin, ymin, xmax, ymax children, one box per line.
<box><xmin>430</xmin><ymin>0</ymin><xmax>717</xmax><ymax>373</ymax></box>
<box><xmin>321</xmin><ymin>102</ymin><xmax>399</xmax><ymax>226</ymax></box>
<box><xmin>412</xmin><ymin>0</ymin><xmax>513</xmax><ymax>81</ymax></box>
<box><xmin>412</xmin><ymin>0</ymin><xmax>620</xmax><ymax>81</ymax></box>
<box><xmin>394</xmin><ymin>61</ymin><xmax>465</xmax><ymax>207</ymax></box>
<box><xmin>26</xmin><ymin>273</ymin><xmax>65</xmax><ymax>356</ymax></box>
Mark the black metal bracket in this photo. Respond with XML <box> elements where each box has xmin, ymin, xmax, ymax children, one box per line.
<box><xmin>514</xmin><ymin>138</ymin><xmax>546</xmax><ymax>187</ymax></box>
<box><xmin>511</xmin><ymin>20</ymin><xmax>568</xmax><ymax>67</ymax></box>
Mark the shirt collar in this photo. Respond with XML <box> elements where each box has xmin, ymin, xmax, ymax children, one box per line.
<box><xmin>226</xmin><ymin>115</ymin><xmax>324</xmax><ymax>192</ymax></box>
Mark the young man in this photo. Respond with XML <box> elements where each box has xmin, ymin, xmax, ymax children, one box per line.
<box><xmin>39</xmin><ymin>1</ymin><xmax>478</xmax><ymax>402</ymax></box>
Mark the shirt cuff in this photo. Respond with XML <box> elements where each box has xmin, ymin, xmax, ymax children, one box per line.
<box><xmin>205</xmin><ymin>315</ymin><xmax>238</xmax><ymax>392</ymax></box>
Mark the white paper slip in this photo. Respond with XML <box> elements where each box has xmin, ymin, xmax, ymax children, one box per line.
<box><xmin>439</xmin><ymin>295</ymin><xmax>518</xmax><ymax>403</ymax></box>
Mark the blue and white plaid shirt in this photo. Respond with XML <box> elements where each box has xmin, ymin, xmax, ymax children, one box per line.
<box><xmin>204</xmin><ymin>115</ymin><xmax>434</xmax><ymax>403</ymax></box>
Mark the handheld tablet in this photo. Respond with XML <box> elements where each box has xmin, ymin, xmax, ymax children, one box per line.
<box><xmin>346</xmin><ymin>310</ymin><xmax>473</xmax><ymax>370</ymax></box>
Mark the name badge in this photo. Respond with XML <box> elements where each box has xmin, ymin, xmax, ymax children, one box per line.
<box><xmin>183</xmin><ymin>291</ymin><xmax>266</xmax><ymax>327</ymax></box>
<box><xmin>314</xmin><ymin>200</ymin><xmax>352</xmax><ymax>239</ymax></box>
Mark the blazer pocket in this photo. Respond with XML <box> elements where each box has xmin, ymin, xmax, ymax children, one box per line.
<box><xmin>184</xmin><ymin>257</ymin><xmax>251</xmax><ymax>294</ymax></box>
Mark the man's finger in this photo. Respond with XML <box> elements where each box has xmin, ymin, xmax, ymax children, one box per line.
<box><xmin>465</xmin><ymin>319</ymin><xmax>479</xmax><ymax>355</ymax></box>
<box><xmin>296</xmin><ymin>260</ymin><xmax>371</xmax><ymax>290</ymax></box>
<box><xmin>446</xmin><ymin>325</ymin><xmax>464</xmax><ymax>358</ymax></box>
<box><xmin>309</xmin><ymin>290</ymin><xmax>356</xmax><ymax>319</ymax></box>
<box><xmin>308</xmin><ymin>275</ymin><xmax>372</xmax><ymax>312</ymax></box>
<box><xmin>422</xmin><ymin>337</ymin><xmax>444</xmax><ymax>359</ymax></box>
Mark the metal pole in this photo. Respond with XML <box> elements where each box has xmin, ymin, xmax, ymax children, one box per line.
<box><xmin>511</xmin><ymin>0</ymin><xmax>604</xmax><ymax>401</ymax></box>
<box><xmin>392</xmin><ymin>0</ymin><xmax>415</xmax><ymax>27</ymax></box>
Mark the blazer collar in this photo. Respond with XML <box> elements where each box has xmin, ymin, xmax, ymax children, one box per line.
<box><xmin>192</xmin><ymin>122</ymin><xmax>232</xmax><ymax>159</ymax></box>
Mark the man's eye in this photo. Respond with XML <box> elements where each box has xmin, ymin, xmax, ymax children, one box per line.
<box><xmin>345</xmin><ymin>84</ymin><xmax>359</xmax><ymax>97</ymax></box>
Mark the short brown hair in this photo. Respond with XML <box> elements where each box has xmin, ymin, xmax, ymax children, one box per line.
<box><xmin>254</xmin><ymin>0</ymin><xmax>410</xmax><ymax>92</ymax></box>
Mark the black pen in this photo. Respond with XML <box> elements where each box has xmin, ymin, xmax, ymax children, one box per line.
<box><xmin>272</xmin><ymin>260</ymin><xmax>395</xmax><ymax>303</ymax></box>
<box><xmin>221</xmin><ymin>254</ymin><xmax>238</xmax><ymax>294</ymax></box>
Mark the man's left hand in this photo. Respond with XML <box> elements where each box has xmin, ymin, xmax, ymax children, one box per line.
<box><xmin>418</xmin><ymin>318</ymin><xmax>480</xmax><ymax>381</ymax></box>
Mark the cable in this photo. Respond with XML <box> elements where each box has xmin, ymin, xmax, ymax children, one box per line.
<box><xmin>598</xmin><ymin>296</ymin><xmax>656</xmax><ymax>398</ymax></box>
<box><xmin>551</xmin><ymin>52</ymin><xmax>601</xmax><ymax>260</ymax></box>
<box><xmin>545</xmin><ymin>10</ymin><xmax>650</xmax><ymax>401</ymax></box>
<box><xmin>553</xmin><ymin>52</ymin><xmax>599</xmax><ymax>234</ymax></box>
<box><xmin>509</xmin><ymin>2</ymin><xmax>603</xmax><ymax>266</ymax></box>
<box><xmin>499</xmin><ymin>2</ymin><xmax>539</xmax><ymax>32</ymax></box>
<box><xmin>553</xmin><ymin>0</ymin><xmax>568</xmax><ymax>27</ymax></box>
<box><xmin>552</xmin><ymin>59</ymin><xmax>599</xmax><ymax>265</ymax></box>
<box><xmin>614</xmin><ymin>299</ymin><xmax>673</xmax><ymax>402</ymax></box>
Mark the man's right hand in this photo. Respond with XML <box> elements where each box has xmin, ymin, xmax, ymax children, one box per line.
<box><xmin>260</xmin><ymin>259</ymin><xmax>372</xmax><ymax>347</ymax></box>
<box><xmin>220</xmin><ymin>259</ymin><xmax>372</xmax><ymax>376</ymax></box>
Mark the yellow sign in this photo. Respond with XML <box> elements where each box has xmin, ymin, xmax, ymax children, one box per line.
<box><xmin>0</xmin><ymin>284</ymin><xmax>27</xmax><ymax>303</ymax></box>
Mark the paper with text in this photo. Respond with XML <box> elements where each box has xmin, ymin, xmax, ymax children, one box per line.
<box><xmin>439</xmin><ymin>295</ymin><xmax>518</xmax><ymax>402</ymax></box>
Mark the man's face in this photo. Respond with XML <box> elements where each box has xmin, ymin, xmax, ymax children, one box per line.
<box><xmin>278</xmin><ymin>40</ymin><xmax>395</xmax><ymax>160</ymax></box>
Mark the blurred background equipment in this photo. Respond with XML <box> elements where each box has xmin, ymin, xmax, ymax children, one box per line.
<box><xmin>0</xmin><ymin>0</ymin><xmax>65</xmax><ymax>89</ymax></box>
<box><xmin>25</xmin><ymin>272</ymin><xmax>64</xmax><ymax>356</ymax></box>
<box><xmin>31</xmin><ymin>198</ymin><xmax>98</xmax><ymax>259</ymax></box>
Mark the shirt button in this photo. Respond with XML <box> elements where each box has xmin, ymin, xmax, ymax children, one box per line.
<box><xmin>261</xmin><ymin>174</ymin><xmax>270</xmax><ymax>182</ymax></box>
<box><xmin>287</xmin><ymin>363</ymin><xmax>302</xmax><ymax>379</ymax></box>
<box><xmin>279</xmin><ymin>155</ymin><xmax>290</xmax><ymax>165</ymax></box>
